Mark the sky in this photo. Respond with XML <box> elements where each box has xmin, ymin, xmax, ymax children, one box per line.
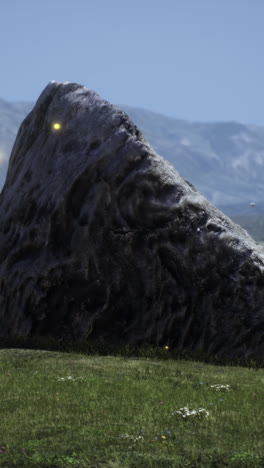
<box><xmin>1</xmin><ymin>0</ymin><xmax>264</xmax><ymax>124</ymax></box>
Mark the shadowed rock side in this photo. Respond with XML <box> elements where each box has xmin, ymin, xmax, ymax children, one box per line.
<box><xmin>0</xmin><ymin>81</ymin><xmax>264</xmax><ymax>360</ymax></box>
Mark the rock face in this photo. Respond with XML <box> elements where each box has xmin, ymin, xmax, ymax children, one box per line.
<box><xmin>0</xmin><ymin>81</ymin><xmax>264</xmax><ymax>360</ymax></box>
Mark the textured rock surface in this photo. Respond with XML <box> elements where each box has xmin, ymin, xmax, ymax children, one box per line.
<box><xmin>0</xmin><ymin>80</ymin><xmax>264</xmax><ymax>360</ymax></box>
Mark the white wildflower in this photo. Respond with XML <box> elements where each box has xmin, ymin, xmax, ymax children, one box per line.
<box><xmin>210</xmin><ymin>384</ymin><xmax>230</xmax><ymax>392</ymax></box>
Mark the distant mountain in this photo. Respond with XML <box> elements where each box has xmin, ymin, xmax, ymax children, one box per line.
<box><xmin>0</xmin><ymin>97</ymin><xmax>264</xmax><ymax>240</ymax></box>
<box><xmin>121</xmin><ymin>105</ymin><xmax>264</xmax><ymax>215</ymax></box>
<box><xmin>0</xmin><ymin>98</ymin><xmax>33</xmax><ymax>189</ymax></box>
<box><xmin>230</xmin><ymin>214</ymin><xmax>264</xmax><ymax>242</ymax></box>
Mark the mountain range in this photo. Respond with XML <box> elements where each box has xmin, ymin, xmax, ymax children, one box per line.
<box><xmin>0</xmin><ymin>96</ymin><xmax>263</xmax><ymax>240</ymax></box>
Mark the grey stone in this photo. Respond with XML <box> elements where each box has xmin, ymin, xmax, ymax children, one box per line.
<box><xmin>0</xmin><ymin>80</ymin><xmax>264</xmax><ymax>361</ymax></box>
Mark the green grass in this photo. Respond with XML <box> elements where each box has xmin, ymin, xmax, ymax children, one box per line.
<box><xmin>0</xmin><ymin>335</ymin><xmax>264</xmax><ymax>467</ymax></box>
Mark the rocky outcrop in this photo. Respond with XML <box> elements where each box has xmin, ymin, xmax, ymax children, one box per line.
<box><xmin>0</xmin><ymin>80</ymin><xmax>264</xmax><ymax>361</ymax></box>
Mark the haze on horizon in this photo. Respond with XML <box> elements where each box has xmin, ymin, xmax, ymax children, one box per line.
<box><xmin>1</xmin><ymin>0</ymin><xmax>264</xmax><ymax>125</ymax></box>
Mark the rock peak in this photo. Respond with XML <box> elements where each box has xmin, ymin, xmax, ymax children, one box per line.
<box><xmin>0</xmin><ymin>82</ymin><xmax>264</xmax><ymax>362</ymax></box>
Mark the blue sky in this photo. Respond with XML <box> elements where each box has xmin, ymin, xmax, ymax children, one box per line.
<box><xmin>1</xmin><ymin>0</ymin><xmax>264</xmax><ymax>124</ymax></box>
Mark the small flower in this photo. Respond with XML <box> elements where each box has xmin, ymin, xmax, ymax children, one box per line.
<box><xmin>172</xmin><ymin>406</ymin><xmax>209</xmax><ymax>419</ymax></box>
<box><xmin>120</xmin><ymin>433</ymin><xmax>144</xmax><ymax>443</ymax></box>
<box><xmin>57</xmin><ymin>376</ymin><xmax>86</xmax><ymax>383</ymax></box>
<box><xmin>210</xmin><ymin>384</ymin><xmax>230</xmax><ymax>392</ymax></box>
<box><xmin>120</xmin><ymin>433</ymin><xmax>130</xmax><ymax>439</ymax></box>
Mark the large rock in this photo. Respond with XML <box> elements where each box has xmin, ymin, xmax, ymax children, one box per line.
<box><xmin>0</xmin><ymin>80</ymin><xmax>264</xmax><ymax>360</ymax></box>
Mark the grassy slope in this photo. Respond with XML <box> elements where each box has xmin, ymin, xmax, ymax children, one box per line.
<box><xmin>0</xmin><ymin>338</ymin><xmax>263</xmax><ymax>468</ymax></box>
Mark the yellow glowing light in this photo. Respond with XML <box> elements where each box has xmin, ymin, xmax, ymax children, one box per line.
<box><xmin>52</xmin><ymin>122</ymin><xmax>62</xmax><ymax>130</ymax></box>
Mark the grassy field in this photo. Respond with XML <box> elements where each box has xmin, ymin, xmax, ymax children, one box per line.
<box><xmin>0</xmin><ymin>336</ymin><xmax>264</xmax><ymax>467</ymax></box>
